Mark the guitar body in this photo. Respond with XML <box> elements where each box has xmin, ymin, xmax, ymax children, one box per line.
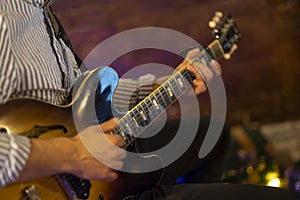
<box><xmin>0</xmin><ymin>169</ymin><xmax>162</xmax><ymax>200</ymax></box>
<box><xmin>89</xmin><ymin>170</ymin><xmax>162</xmax><ymax>200</ymax></box>
<box><xmin>0</xmin><ymin>177</ymin><xmax>69</xmax><ymax>200</ymax></box>
<box><xmin>0</xmin><ymin>67</ymin><xmax>162</xmax><ymax>200</ymax></box>
<box><xmin>0</xmin><ymin>14</ymin><xmax>241</xmax><ymax>199</ymax></box>
<box><xmin>0</xmin><ymin>168</ymin><xmax>162</xmax><ymax>200</ymax></box>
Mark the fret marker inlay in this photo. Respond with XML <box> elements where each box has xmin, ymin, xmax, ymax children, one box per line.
<box><xmin>126</xmin><ymin>123</ymin><xmax>132</xmax><ymax>134</ymax></box>
<box><xmin>152</xmin><ymin>99</ymin><xmax>159</xmax><ymax>110</ymax></box>
<box><xmin>140</xmin><ymin>110</ymin><xmax>147</xmax><ymax>121</ymax></box>
<box><xmin>177</xmin><ymin>77</ymin><xmax>184</xmax><ymax>88</ymax></box>
<box><xmin>132</xmin><ymin>117</ymin><xmax>139</xmax><ymax>126</ymax></box>
<box><xmin>166</xmin><ymin>87</ymin><xmax>173</xmax><ymax>97</ymax></box>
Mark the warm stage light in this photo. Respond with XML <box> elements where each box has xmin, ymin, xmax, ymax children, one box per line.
<box><xmin>267</xmin><ymin>178</ymin><xmax>281</xmax><ymax>188</ymax></box>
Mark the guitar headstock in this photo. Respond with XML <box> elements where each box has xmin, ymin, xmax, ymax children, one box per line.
<box><xmin>207</xmin><ymin>11</ymin><xmax>241</xmax><ymax>60</ymax></box>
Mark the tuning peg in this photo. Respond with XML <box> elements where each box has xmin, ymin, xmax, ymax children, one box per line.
<box><xmin>208</xmin><ymin>20</ymin><xmax>217</xmax><ymax>29</ymax></box>
<box><xmin>208</xmin><ymin>11</ymin><xmax>224</xmax><ymax>29</ymax></box>
<box><xmin>231</xmin><ymin>44</ymin><xmax>238</xmax><ymax>53</ymax></box>
<box><xmin>223</xmin><ymin>53</ymin><xmax>231</xmax><ymax>60</ymax></box>
<box><xmin>215</xmin><ymin>11</ymin><xmax>223</xmax><ymax>18</ymax></box>
<box><xmin>208</xmin><ymin>16</ymin><xmax>221</xmax><ymax>29</ymax></box>
<box><xmin>213</xmin><ymin>16</ymin><xmax>221</xmax><ymax>23</ymax></box>
<box><xmin>224</xmin><ymin>44</ymin><xmax>238</xmax><ymax>60</ymax></box>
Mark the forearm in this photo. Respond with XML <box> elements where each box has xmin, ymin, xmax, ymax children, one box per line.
<box><xmin>16</xmin><ymin>137</ymin><xmax>78</xmax><ymax>182</ymax></box>
<box><xmin>11</xmin><ymin>124</ymin><xmax>125</xmax><ymax>184</ymax></box>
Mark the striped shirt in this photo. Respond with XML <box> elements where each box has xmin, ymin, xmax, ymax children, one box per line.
<box><xmin>0</xmin><ymin>0</ymin><xmax>160</xmax><ymax>187</ymax></box>
<box><xmin>0</xmin><ymin>135</ymin><xmax>30</xmax><ymax>187</ymax></box>
<box><xmin>0</xmin><ymin>0</ymin><xmax>81</xmax><ymax>105</ymax></box>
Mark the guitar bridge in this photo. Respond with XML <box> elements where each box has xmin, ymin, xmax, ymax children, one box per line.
<box><xmin>55</xmin><ymin>174</ymin><xmax>92</xmax><ymax>200</ymax></box>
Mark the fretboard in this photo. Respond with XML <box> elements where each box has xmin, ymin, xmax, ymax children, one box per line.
<box><xmin>112</xmin><ymin>40</ymin><xmax>223</xmax><ymax>148</ymax></box>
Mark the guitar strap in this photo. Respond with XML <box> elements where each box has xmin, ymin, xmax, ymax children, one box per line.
<box><xmin>46</xmin><ymin>6</ymin><xmax>88</xmax><ymax>72</ymax></box>
<box><xmin>45</xmin><ymin>6</ymin><xmax>89</xmax><ymax>104</ymax></box>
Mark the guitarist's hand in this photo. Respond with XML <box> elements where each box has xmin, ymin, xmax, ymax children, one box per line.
<box><xmin>72</xmin><ymin>118</ymin><xmax>126</xmax><ymax>181</ymax></box>
<box><xmin>183</xmin><ymin>48</ymin><xmax>222</xmax><ymax>95</ymax></box>
<box><xmin>16</xmin><ymin>119</ymin><xmax>125</xmax><ymax>184</ymax></box>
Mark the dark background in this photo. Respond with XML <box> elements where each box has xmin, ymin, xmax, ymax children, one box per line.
<box><xmin>53</xmin><ymin>0</ymin><xmax>300</xmax><ymax>126</ymax></box>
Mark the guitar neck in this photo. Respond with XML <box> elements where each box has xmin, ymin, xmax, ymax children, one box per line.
<box><xmin>112</xmin><ymin>40</ymin><xmax>224</xmax><ymax>148</ymax></box>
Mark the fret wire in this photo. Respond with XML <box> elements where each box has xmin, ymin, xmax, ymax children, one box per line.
<box><xmin>141</xmin><ymin>102</ymin><xmax>151</xmax><ymax>126</ymax></box>
<box><xmin>194</xmin><ymin>49</ymin><xmax>207</xmax><ymax>64</ymax></box>
<box><xmin>130</xmin><ymin>108</ymin><xmax>147</xmax><ymax>137</ymax></box>
<box><xmin>144</xmin><ymin>98</ymin><xmax>153</xmax><ymax>115</ymax></box>
<box><xmin>181</xmin><ymin>49</ymin><xmax>213</xmax><ymax>85</ymax></box>
<box><xmin>118</xmin><ymin>120</ymin><xmax>127</xmax><ymax>134</ymax></box>
<box><xmin>124</xmin><ymin>140</ymin><xmax>130</xmax><ymax>148</ymax></box>
<box><xmin>173</xmin><ymin>73</ymin><xmax>184</xmax><ymax>94</ymax></box>
<box><xmin>138</xmin><ymin>104</ymin><xmax>148</xmax><ymax>126</ymax></box>
<box><xmin>165</xmin><ymin>82</ymin><xmax>174</xmax><ymax>102</ymax></box>
<box><xmin>124</xmin><ymin>118</ymin><xmax>136</xmax><ymax>137</ymax></box>
<box><xmin>126</xmin><ymin>132</ymin><xmax>134</xmax><ymax>144</ymax></box>
<box><xmin>149</xmin><ymin>94</ymin><xmax>162</xmax><ymax>116</ymax></box>
<box><xmin>117</xmin><ymin>56</ymin><xmax>218</xmax><ymax>148</ymax></box>
<box><xmin>131</xmin><ymin>108</ymin><xmax>140</xmax><ymax>126</ymax></box>
<box><xmin>112</xmin><ymin>126</ymin><xmax>120</xmax><ymax>135</ymax></box>
<box><xmin>157</xmin><ymin>89</ymin><xmax>167</xmax><ymax>108</ymax></box>
<box><xmin>145</xmin><ymin>98</ymin><xmax>152</xmax><ymax>110</ymax></box>
<box><xmin>156</xmin><ymin>92</ymin><xmax>166</xmax><ymax>109</ymax></box>
<box><xmin>117</xmin><ymin>126</ymin><xmax>129</xmax><ymax>142</ymax></box>
<box><xmin>179</xmin><ymin>72</ymin><xmax>190</xmax><ymax>91</ymax></box>
<box><xmin>136</xmin><ymin>106</ymin><xmax>148</xmax><ymax>127</ymax></box>
<box><xmin>144</xmin><ymin>98</ymin><xmax>157</xmax><ymax>122</ymax></box>
<box><xmin>132</xmin><ymin>109</ymin><xmax>144</xmax><ymax>133</ymax></box>
<box><xmin>165</xmin><ymin>81</ymin><xmax>177</xmax><ymax>101</ymax></box>
<box><xmin>141</xmin><ymin>102</ymin><xmax>149</xmax><ymax>114</ymax></box>
<box><xmin>170</xmin><ymin>78</ymin><xmax>181</xmax><ymax>97</ymax></box>
<box><xmin>147</xmin><ymin>98</ymin><xmax>158</xmax><ymax>119</ymax></box>
<box><xmin>122</xmin><ymin>115</ymin><xmax>136</xmax><ymax>137</ymax></box>
<box><xmin>160</xmin><ymin>86</ymin><xmax>171</xmax><ymax>106</ymax></box>
<box><xmin>153</xmin><ymin>91</ymin><xmax>162</xmax><ymax>109</ymax></box>
<box><xmin>128</xmin><ymin>112</ymin><xmax>141</xmax><ymax>137</ymax></box>
<box><xmin>181</xmin><ymin>68</ymin><xmax>194</xmax><ymax>84</ymax></box>
<box><xmin>173</xmin><ymin>72</ymin><xmax>187</xmax><ymax>93</ymax></box>
<box><xmin>115</xmin><ymin>126</ymin><xmax>129</xmax><ymax>144</ymax></box>
<box><xmin>116</xmin><ymin>119</ymin><xmax>135</xmax><ymax>144</ymax></box>
<box><xmin>134</xmin><ymin>107</ymin><xmax>143</xmax><ymax>125</ymax></box>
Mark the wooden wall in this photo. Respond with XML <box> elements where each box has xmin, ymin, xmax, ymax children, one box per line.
<box><xmin>53</xmin><ymin>0</ymin><xmax>300</xmax><ymax>126</ymax></box>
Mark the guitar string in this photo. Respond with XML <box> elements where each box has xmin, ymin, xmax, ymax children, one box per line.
<box><xmin>115</xmin><ymin>84</ymin><xmax>174</xmax><ymax>146</ymax></box>
<box><xmin>25</xmin><ymin>58</ymin><xmax>200</xmax><ymax>199</ymax></box>
<box><xmin>36</xmin><ymin>174</ymin><xmax>92</xmax><ymax>200</ymax></box>
<box><xmin>111</xmin><ymin>32</ymin><xmax>224</xmax><ymax>145</ymax></box>
<box><xmin>20</xmin><ymin>177</ymin><xmax>65</xmax><ymax>200</ymax></box>
<box><xmin>22</xmin><ymin>179</ymin><xmax>58</xmax><ymax>200</ymax></box>
<box><xmin>115</xmin><ymin>64</ymin><xmax>194</xmax><ymax>148</ymax></box>
<box><xmin>17</xmin><ymin>48</ymin><xmax>218</xmax><ymax>199</ymax></box>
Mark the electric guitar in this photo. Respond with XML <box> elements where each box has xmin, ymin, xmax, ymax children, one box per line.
<box><xmin>0</xmin><ymin>12</ymin><xmax>240</xmax><ymax>200</ymax></box>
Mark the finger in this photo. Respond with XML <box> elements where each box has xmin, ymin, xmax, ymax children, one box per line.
<box><xmin>106</xmin><ymin>134</ymin><xmax>125</xmax><ymax>148</ymax></box>
<box><xmin>176</xmin><ymin>48</ymin><xmax>200</xmax><ymax>71</ymax></box>
<box><xmin>210</xmin><ymin>60</ymin><xmax>222</xmax><ymax>75</ymax></box>
<box><xmin>75</xmin><ymin>163</ymin><xmax>118</xmax><ymax>181</ymax></box>
<box><xmin>190</xmin><ymin>62</ymin><xmax>214</xmax><ymax>82</ymax></box>
<box><xmin>185</xmin><ymin>48</ymin><xmax>200</xmax><ymax>61</ymax></box>
<box><xmin>98</xmin><ymin>168</ymin><xmax>118</xmax><ymax>182</ymax></box>
<box><xmin>99</xmin><ymin>118</ymin><xmax>118</xmax><ymax>132</ymax></box>
<box><xmin>193</xmin><ymin>80</ymin><xmax>207</xmax><ymax>95</ymax></box>
<box><xmin>186</xmin><ymin>63</ymin><xmax>202</xmax><ymax>81</ymax></box>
